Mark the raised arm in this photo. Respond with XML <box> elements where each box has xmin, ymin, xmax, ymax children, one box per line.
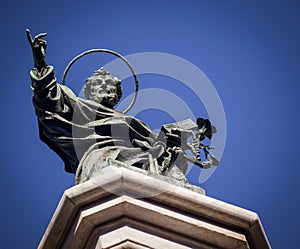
<box><xmin>26</xmin><ymin>29</ymin><xmax>48</xmax><ymax>71</ymax></box>
<box><xmin>27</xmin><ymin>29</ymin><xmax>65</xmax><ymax>114</ymax></box>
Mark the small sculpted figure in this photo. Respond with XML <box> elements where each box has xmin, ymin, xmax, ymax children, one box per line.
<box><xmin>27</xmin><ymin>30</ymin><xmax>218</xmax><ymax>184</ymax></box>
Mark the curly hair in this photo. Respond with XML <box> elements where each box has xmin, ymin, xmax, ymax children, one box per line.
<box><xmin>83</xmin><ymin>68</ymin><xmax>122</xmax><ymax>103</ymax></box>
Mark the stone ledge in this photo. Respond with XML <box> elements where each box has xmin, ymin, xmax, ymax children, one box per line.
<box><xmin>39</xmin><ymin>165</ymin><xmax>271</xmax><ymax>249</ymax></box>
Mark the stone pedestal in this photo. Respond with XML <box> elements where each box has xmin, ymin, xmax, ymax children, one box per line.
<box><xmin>38</xmin><ymin>166</ymin><xmax>270</xmax><ymax>249</ymax></box>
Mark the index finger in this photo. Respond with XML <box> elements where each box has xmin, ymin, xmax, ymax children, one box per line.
<box><xmin>26</xmin><ymin>29</ymin><xmax>33</xmax><ymax>45</ymax></box>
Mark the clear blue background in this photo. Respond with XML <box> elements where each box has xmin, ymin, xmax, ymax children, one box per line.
<box><xmin>0</xmin><ymin>1</ymin><xmax>299</xmax><ymax>248</ymax></box>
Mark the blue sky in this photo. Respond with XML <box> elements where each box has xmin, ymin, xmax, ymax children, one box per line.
<box><xmin>1</xmin><ymin>1</ymin><xmax>299</xmax><ymax>248</ymax></box>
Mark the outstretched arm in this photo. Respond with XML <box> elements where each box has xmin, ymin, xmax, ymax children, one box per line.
<box><xmin>26</xmin><ymin>29</ymin><xmax>48</xmax><ymax>71</ymax></box>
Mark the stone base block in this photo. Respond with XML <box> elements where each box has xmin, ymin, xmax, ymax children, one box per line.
<box><xmin>38</xmin><ymin>165</ymin><xmax>270</xmax><ymax>249</ymax></box>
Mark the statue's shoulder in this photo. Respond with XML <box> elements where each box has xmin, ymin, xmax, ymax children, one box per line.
<box><xmin>59</xmin><ymin>84</ymin><xmax>77</xmax><ymax>98</ymax></box>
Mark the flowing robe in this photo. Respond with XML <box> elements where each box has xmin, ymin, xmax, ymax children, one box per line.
<box><xmin>31</xmin><ymin>66</ymin><xmax>165</xmax><ymax>182</ymax></box>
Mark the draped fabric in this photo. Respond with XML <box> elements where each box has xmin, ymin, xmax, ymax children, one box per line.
<box><xmin>31</xmin><ymin>66</ymin><xmax>164</xmax><ymax>175</ymax></box>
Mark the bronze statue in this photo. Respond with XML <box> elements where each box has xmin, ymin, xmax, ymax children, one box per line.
<box><xmin>27</xmin><ymin>29</ymin><xmax>218</xmax><ymax>184</ymax></box>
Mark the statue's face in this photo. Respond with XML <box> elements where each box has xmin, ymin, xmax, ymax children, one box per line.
<box><xmin>88</xmin><ymin>75</ymin><xmax>119</xmax><ymax>108</ymax></box>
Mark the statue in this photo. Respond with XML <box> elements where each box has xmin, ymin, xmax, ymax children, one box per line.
<box><xmin>26</xmin><ymin>30</ymin><xmax>218</xmax><ymax>184</ymax></box>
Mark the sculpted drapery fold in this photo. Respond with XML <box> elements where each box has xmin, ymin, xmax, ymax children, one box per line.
<box><xmin>31</xmin><ymin>66</ymin><xmax>163</xmax><ymax>176</ymax></box>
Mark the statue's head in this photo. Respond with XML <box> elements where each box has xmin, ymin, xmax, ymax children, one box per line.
<box><xmin>84</xmin><ymin>68</ymin><xmax>122</xmax><ymax>108</ymax></box>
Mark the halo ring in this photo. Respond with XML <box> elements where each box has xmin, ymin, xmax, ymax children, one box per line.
<box><xmin>62</xmin><ymin>48</ymin><xmax>138</xmax><ymax>114</ymax></box>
